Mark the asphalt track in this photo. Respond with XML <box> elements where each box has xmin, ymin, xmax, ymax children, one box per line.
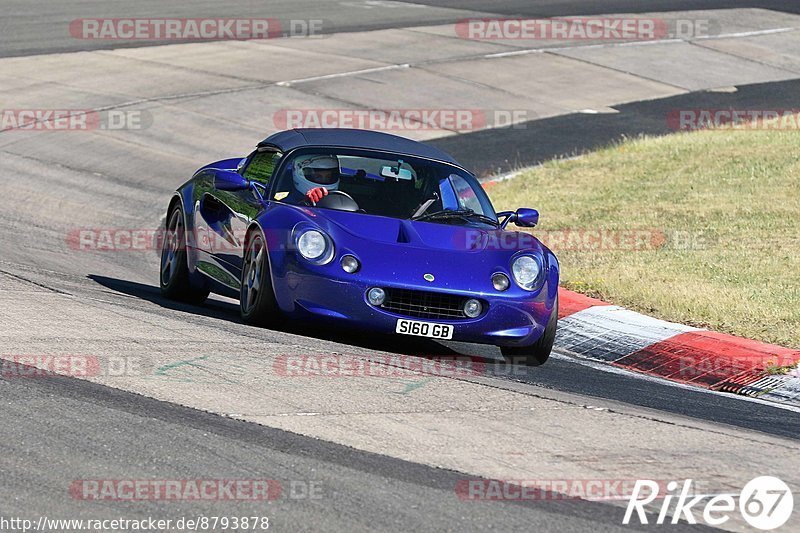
<box><xmin>3</xmin><ymin>0</ymin><xmax>800</xmax><ymax>57</ymax></box>
<box><xmin>404</xmin><ymin>0</ymin><xmax>800</xmax><ymax>16</ymax></box>
<box><xmin>2</xmin><ymin>364</ymin><xmax>680</xmax><ymax>532</ymax></box>
<box><xmin>2</xmin><ymin>1</ymin><xmax>800</xmax><ymax>531</ymax></box>
<box><xmin>77</xmin><ymin>276</ymin><xmax>800</xmax><ymax>441</ymax></box>
<box><xmin>2</xmin><ymin>265</ymin><xmax>766</xmax><ymax>532</ymax></box>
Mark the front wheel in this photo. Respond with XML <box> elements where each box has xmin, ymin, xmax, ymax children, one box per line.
<box><xmin>501</xmin><ymin>296</ymin><xmax>558</xmax><ymax>366</ymax></box>
<box><xmin>160</xmin><ymin>204</ymin><xmax>209</xmax><ymax>304</ymax></box>
<box><xmin>240</xmin><ymin>228</ymin><xmax>281</xmax><ymax>326</ymax></box>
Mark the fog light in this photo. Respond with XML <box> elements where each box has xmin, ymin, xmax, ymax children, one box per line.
<box><xmin>367</xmin><ymin>287</ymin><xmax>386</xmax><ymax>306</ymax></box>
<box><xmin>463</xmin><ymin>298</ymin><xmax>482</xmax><ymax>318</ymax></box>
<box><xmin>341</xmin><ymin>255</ymin><xmax>360</xmax><ymax>273</ymax></box>
<box><xmin>492</xmin><ymin>273</ymin><xmax>510</xmax><ymax>291</ymax></box>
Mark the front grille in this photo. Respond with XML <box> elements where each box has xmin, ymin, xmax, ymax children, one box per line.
<box><xmin>379</xmin><ymin>288</ymin><xmax>483</xmax><ymax>320</ymax></box>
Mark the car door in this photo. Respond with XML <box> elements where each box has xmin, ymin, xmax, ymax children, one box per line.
<box><xmin>204</xmin><ymin>148</ymin><xmax>282</xmax><ymax>280</ymax></box>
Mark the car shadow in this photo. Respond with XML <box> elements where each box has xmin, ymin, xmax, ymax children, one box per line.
<box><xmin>87</xmin><ymin>275</ymin><xmax>503</xmax><ymax>363</ymax></box>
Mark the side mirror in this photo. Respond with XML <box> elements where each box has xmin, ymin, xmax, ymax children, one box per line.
<box><xmin>514</xmin><ymin>208</ymin><xmax>539</xmax><ymax>228</ymax></box>
<box><xmin>214</xmin><ymin>169</ymin><xmax>250</xmax><ymax>191</ymax></box>
<box><xmin>499</xmin><ymin>208</ymin><xmax>539</xmax><ymax>228</ymax></box>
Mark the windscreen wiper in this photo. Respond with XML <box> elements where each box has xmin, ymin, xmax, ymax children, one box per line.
<box><xmin>412</xmin><ymin>208</ymin><xmax>498</xmax><ymax>227</ymax></box>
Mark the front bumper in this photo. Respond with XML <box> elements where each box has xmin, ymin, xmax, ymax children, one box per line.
<box><xmin>273</xmin><ymin>267</ymin><xmax>555</xmax><ymax>348</ymax></box>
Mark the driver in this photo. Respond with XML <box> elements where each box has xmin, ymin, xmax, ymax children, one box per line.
<box><xmin>291</xmin><ymin>154</ymin><xmax>341</xmax><ymax>205</ymax></box>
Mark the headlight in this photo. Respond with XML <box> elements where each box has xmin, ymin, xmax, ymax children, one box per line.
<box><xmin>296</xmin><ymin>229</ymin><xmax>333</xmax><ymax>264</ymax></box>
<box><xmin>511</xmin><ymin>255</ymin><xmax>542</xmax><ymax>291</ymax></box>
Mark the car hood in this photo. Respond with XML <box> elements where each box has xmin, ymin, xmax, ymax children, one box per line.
<box><xmin>309</xmin><ymin>208</ymin><xmax>542</xmax><ymax>255</ymax></box>
<box><xmin>271</xmin><ymin>205</ymin><xmax>554</xmax><ymax>296</ymax></box>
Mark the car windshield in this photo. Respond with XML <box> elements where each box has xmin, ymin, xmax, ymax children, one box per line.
<box><xmin>272</xmin><ymin>148</ymin><xmax>498</xmax><ymax>227</ymax></box>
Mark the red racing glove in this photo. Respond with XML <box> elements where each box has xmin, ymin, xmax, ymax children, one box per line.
<box><xmin>306</xmin><ymin>187</ymin><xmax>328</xmax><ymax>204</ymax></box>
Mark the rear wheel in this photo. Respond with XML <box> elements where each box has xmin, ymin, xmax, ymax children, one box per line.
<box><xmin>160</xmin><ymin>204</ymin><xmax>209</xmax><ymax>304</ymax></box>
<box><xmin>501</xmin><ymin>296</ymin><xmax>558</xmax><ymax>366</ymax></box>
<box><xmin>240</xmin><ymin>229</ymin><xmax>281</xmax><ymax>326</ymax></box>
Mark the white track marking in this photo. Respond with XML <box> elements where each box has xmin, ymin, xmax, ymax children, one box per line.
<box><xmin>276</xmin><ymin>64</ymin><xmax>410</xmax><ymax>86</ymax></box>
<box><xmin>695</xmin><ymin>27</ymin><xmax>797</xmax><ymax>40</ymax></box>
<box><xmin>481</xmin><ymin>27</ymin><xmax>798</xmax><ymax>58</ymax></box>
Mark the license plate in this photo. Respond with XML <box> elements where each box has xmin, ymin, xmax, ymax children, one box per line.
<box><xmin>395</xmin><ymin>319</ymin><xmax>453</xmax><ymax>340</ymax></box>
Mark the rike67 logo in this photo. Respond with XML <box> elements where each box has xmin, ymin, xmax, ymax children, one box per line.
<box><xmin>624</xmin><ymin>476</ymin><xmax>793</xmax><ymax>530</ymax></box>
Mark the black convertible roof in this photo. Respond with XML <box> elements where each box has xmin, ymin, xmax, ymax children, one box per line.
<box><xmin>257</xmin><ymin>128</ymin><xmax>461</xmax><ymax>166</ymax></box>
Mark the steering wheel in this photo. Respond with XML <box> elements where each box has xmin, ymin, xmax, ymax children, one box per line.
<box><xmin>315</xmin><ymin>190</ymin><xmax>360</xmax><ymax>212</ymax></box>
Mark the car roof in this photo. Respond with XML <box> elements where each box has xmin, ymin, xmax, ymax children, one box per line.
<box><xmin>257</xmin><ymin>128</ymin><xmax>462</xmax><ymax>166</ymax></box>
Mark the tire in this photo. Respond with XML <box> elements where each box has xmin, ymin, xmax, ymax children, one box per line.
<box><xmin>240</xmin><ymin>228</ymin><xmax>281</xmax><ymax>326</ymax></box>
<box><xmin>160</xmin><ymin>204</ymin><xmax>209</xmax><ymax>304</ymax></box>
<box><xmin>501</xmin><ymin>295</ymin><xmax>558</xmax><ymax>366</ymax></box>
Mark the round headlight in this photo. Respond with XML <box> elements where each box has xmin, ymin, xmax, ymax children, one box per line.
<box><xmin>341</xmin><ymin>255</ymin><xmax>360</xmax><ymax>273</ymax></box>
<box><xmin>367</xmin><ymin>287</ymin><xmax>386</xmax><ymax>306</ymax></box>
<box><xmin>491</xmin><ymin>273</ymin><xmax>510</xmax><ymax>291</ymax></box>
<box><xmin>511</xmin><ymin>255</ymin><xmax>542</xmax><ymax>290</ymax></box>
<box><xmin>463</xmin><ymin>298</ymin><xmax>482</xmax><ymax>318</ymax></box>
<box><xmin>297</xmin><ymin>230</ymin><xmax>328</xmax><ymax>261</ymax></box>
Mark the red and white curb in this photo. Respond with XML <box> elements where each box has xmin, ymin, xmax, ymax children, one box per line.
<box><xmin>555</xmin><ymin>288</ymin><xmax>800</xmax><ymax>407</ymax></box>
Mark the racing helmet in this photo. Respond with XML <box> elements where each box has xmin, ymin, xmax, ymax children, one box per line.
<box><xmin>292</xmin><ymin>154</ymin><xmax>340</xmax><ymax>195</ymax></box>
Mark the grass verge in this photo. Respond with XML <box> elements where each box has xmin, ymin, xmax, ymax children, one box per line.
<box><xmin>488</xmin><ymin>127</ymin><xmax>800</xmax><ymax>348</ymax></box>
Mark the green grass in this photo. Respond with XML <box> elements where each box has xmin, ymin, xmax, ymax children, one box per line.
<box><xmin>488</xmin><ymin>127</ymin><xmax>800</xmax><ymax>348</ymax></box>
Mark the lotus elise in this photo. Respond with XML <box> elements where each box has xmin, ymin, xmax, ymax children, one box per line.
<box><xmin>160</xmin><ymin>129</ymin><xmax>559</xmax><ymax>365</ymax></box>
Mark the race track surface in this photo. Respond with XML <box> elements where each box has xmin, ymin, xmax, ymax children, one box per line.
<box><xmin>3</xmin><ymin>0</ymin><xmax>799</xmax><ymax>57</ymax></box>
<box><xmin>2</xmin><ymin>1</ymin><xmax>800</xmax><ymax>531</ymax></box>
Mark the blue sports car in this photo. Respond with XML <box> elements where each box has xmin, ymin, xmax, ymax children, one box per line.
<box><xmin>160</xmin><ymin>129</ymin><xmax>559</xmax><ymax>365</ymax></box>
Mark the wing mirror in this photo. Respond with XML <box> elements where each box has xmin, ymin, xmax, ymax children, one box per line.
<box><xmin>213</xmin><ymin>169</ymin><xmax>250</xmax><ymax>191</ymax></box>
<box><xmin>515</xmin><ymin>208</ymin><xmax>539</xmax><ymax>227</ymax></box>
<box><xmin>498</xmin><ymin>208</ymin><xmax>539</xmax><ymax>229</ymax></box>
